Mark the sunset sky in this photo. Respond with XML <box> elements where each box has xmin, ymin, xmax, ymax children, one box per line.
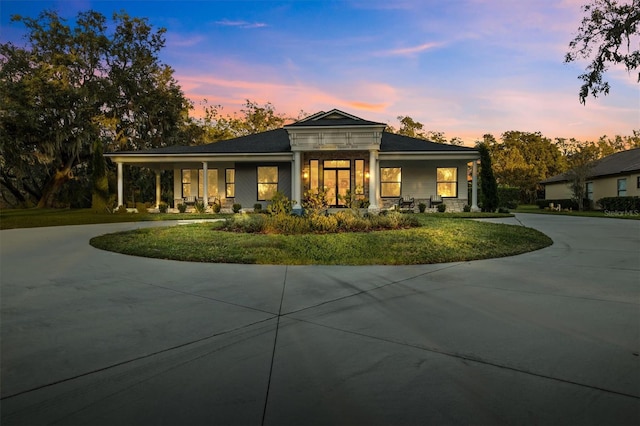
<box><xmin>1</xmin><ymin>0</ymin><xmax>638</xmax><ymax>145</ymax></box>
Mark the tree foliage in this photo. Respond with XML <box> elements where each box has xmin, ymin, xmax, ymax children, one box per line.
<box><xmin>0</xmin><ymin>9</ymin><xmax>190</xmax><ymax>207</ymax></box>
<box><xmin>390</xmin><ymin>115</ymin><xmax>463</xmax><ymax>145</ymax></box>
<box><xmin>198</xmin><ymin>99</ymin><xmax>288</xmax><ymax>142</ymax></box>
<box><xmin>566</xmin><ymin>0</ymin><xmax>640</xmax><ymax>103</ymax></box>
<box><xmin>476</xmin><ymin>141</ymin><xmax>499</xmax><ymax>212</ymax></box>
<box><xmin>483</xmin><ymin>132</ymin><xmax>567</xmax><ymax>204</ymax></box>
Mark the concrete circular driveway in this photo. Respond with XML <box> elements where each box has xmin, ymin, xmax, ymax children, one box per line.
<box><xmin>1</xmin><ymin>214</ymin><xmax>638</xmax><ymax>425</ymax></box>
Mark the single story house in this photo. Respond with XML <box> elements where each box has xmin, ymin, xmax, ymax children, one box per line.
<box><xmin>541</xmin><ymin>148</ymin><xmax>640</xmax><ymax>205</ymax></box>
<box><xmin>105</xmin><ymin>109</ymin><xmax>481</xmax><ymax>212</ymax></box>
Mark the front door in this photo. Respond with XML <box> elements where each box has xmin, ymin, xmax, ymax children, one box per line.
<box><xmin>323</xmin><ymin>162</ymin><xmax>350</xmax><ymax>207</ymax></box>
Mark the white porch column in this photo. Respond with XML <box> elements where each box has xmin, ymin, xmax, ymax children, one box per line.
<box><xmin>471</xmin><ymin>160</ymin><xmax>480</xmax><ymax>212</ymax></box>
<box><xmin>117</xmin><ymin>162</ymin><xmax>124</xmax><ymax>207</ymax></box>
<box><xmin>292</xmin><ymin>151</ymin><xmax>302</xmax><ymax>210</ymax></box>
<box><xmin>202</xmin><ymin>162</ymin><xmax>208</xmax><ymax>206</ymax></box>
<box><xmin>155</xmin><ymin>171</ymin><xmax>161</xmax><ymax>208</ymax></box>
<box><xmin>368</xmin><ymin>150</ymin><xmax>379</xmax><ymax>210</ymax></box>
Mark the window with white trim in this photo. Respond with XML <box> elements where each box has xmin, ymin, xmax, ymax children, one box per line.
<box><xmin>258</xmin><ymin>166</ymin><xmax>278</xmax><ymax>201</ymax></box>
<box><xmin>380</xmin><ymin>167</ymin><xmax>401</xmax><ymax>197</ymax></box>
<box><xmin>437</xmin><ymin>167</ymin><xmax>458</xmax><ymax>197</ymax></box>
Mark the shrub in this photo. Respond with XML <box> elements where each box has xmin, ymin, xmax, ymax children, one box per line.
<box><xmin>232</xmin><ymin>203</ymin><xmax>242</xmax><ymax>213</ymax></box>
<box><xmin>177</xmin><ymin>203</ymin><xmax>187</xmax><ymax>213</ymax></box>
<box><xmin>498</xmin><ymin>207</ymin><xmax>510</xmax><ymax>214</ymax></box>
<box><xmin>498</xmin><ymin>187</ymin><xmax>520</xmax><ymax>208</ymax></box>
<box><xmin>437</xmin><ymin>203</ymin><xmax>446</xmax><ymax>212</ymax></box>
<box><xmin>418</xmin><ymin>202</ymin><xmax>427</xmax><ymax>213</ymax></box>
<box><xmin>309</xmin><ymin>214</ymin><xmax>339</xmax><ymax>233</ymax></box>
<box><xmin>224</xmin><ymin>214</ymin><xmax>266</xmax><ymax>233</ymax></box>
<box><xmin>116</xmin><ymin>205</ymin><xmax>128</xmax><ymax>214</ymax></box>
<box><xmin>463</xmin><ymin>204</ymin><xmax>471</xmax><ymax>212</ymax></box>
<box><xmin>217</xmin><ymin>208</ymin><xmax>419</xmax><ymax>234</ymax></box>
<box><xmin>135</xmin><ymin>202</ymin><xmax>148</xmax><ymax>214</ymax></box>
<box><xmin>253</xmin><ymin>203</ymin><xmax>263</xmax><ymax>213</ymax></box>
<box><xmin>212</xmin><ymin>201</ymin><xmax>221</xmax><ymax>213</ymax></box>
<box><xmin>597</xmin><ymin>196</ymin><xmax>640</xmax><ymax>211</ymax></box>
<box><xmin>334</xmin><ymin>210</ymin><xmax>369</xmax><ymax>232</ymax></box>
<box><xmin>504</xmin><ymin>200</ymin><xmax>518</xmax><ymax>209</ymax></box>
<box><xmin>265</xmin><ymin>214</ymin><xmax>310</xmax><ymax>234</ymax></box>
<box><xmin>194</xmin><ymin>200</ymin><xmax>206</xmax><ymax>213</ymax></box>
<box><xmin>158</xmin><ymin>201</ymin><xmax>168</xmax><ymax>213</ymax></box>
<box><xmin>302</xmin><ymin>189</ymin><xmax>329</xmax><ymax>216</ymax></box>
<box><xmin>267</xmin><ymin>191</ymin><xmax>293</xmax><ymax>215</ymax></box>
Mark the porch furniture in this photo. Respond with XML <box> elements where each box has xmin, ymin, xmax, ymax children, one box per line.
<box><xmin>183</xmin><ymin>195</ymin><xmax>196</xmax><ymax>205</ymax></box>
<box><xmin>208</xmin><ymin>196</ymin><xmax>219</xmax><ymax>206</ymax></box>
<box><xmin>430</xmin><ymin>195</ymin><xmax>443</xmax><ymax>207</ymax></box>
<box><xmin>398</xmin><ymin>197</ymin><xmax>415</xmax><ymax>210</ymax></box>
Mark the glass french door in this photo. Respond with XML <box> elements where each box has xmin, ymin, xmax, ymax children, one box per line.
<box><xmin>324</xmin><ymin>169</ymin><xmax>350</xmax><ymax>206</ymax></box>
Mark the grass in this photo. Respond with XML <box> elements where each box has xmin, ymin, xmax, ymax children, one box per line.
<box><xmin>514</xmin><ymin>204</ymin><xmax>640</xmax><ymax>219</ymax></box>
<box><xmin>89</xmin><ymin>216</ymin><xmax>552</xmax><ymax>265</ymax></box>
<box><xmin>0</xmin><ymin>208</ymin><xmax>231</xmax><ymax>230</ymax></box>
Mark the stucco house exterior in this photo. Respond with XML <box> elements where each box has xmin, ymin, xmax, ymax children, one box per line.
<box><xmin>541</xmin><ymin>148</ymin><xmax>640</xmax><ymax>206</ymax></box>
<box><xmin>105</xmin><ymin>109</ymin><xmax>481</xmax><ymax>212</ymax></box>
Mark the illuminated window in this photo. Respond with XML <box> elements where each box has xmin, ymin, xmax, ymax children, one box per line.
<box><xmin>324</xmin><ymin>160</ymin><xmax>350</xmax><ymax>168</ymax></box>
<box><xmin>225</xmin><ymin>169</ymin><xmax>235</xmax><ymax>198</ymax></box>
<box><xmin>198</xmin><ymin>169</ymin><xmax>218</xmax><ymax>197</ymax></box>
<box><xmin>258</xmin><ymin>166</ymin><xmax>278</xmax><ymax>201</ymax></box>
<box><xmin>310</xmin><ymin>160</ymin><xmax>319</xmax><ymax>191</ymax></box>
<box><xmin>355</xmin><ymin>160</ymin><xmax>365</xmax><ymax>194</ymax></box>
<box><xmin>181</xmin><ymin>169</ymin><xmax>191</xmax><ymax>197</ymax></box>
<box><xmin>380</xmin><ymin>167</ymin><xmax>401</xmax><ymax>197</ymax></box>
<box><xmin>437</xmin><ymin>168</ymin><xmax>458</xmax><ymax>197</ymax></box>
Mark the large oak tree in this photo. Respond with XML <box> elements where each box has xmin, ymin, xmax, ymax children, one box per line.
<box><xmin>0</xmin><ymin>10</ymin><xmax>190</xmax><ymax>207</ymax></box>
<box><xmin>566</xmin><ymin>0</ymin><xmax>640</xmax><ymax>103</ymax></box>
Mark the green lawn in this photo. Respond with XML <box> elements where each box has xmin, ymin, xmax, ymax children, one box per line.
<box><xmin>89</xmin><ymin>215</ymin><xmax>552</xmax><ymax>265</ymax></box>
<box><xmin>0</xmin><ymin>208</ymin><xmax>231</xmax><ymax>230</ymax></box>
<box><xmin>515</xmin><ymin>204</ymin><xmax>640</xmax><ymax>219</ymax></box>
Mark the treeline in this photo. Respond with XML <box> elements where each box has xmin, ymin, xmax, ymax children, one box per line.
<box><xmin>1</xmin><ymin>9</ymin><xmax>638</xmax><ymax>209</ymax></box>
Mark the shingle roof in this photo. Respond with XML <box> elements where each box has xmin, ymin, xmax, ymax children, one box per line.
<box><xmin>106</xmin><ymin>110</ymin><xmax>477</xmax><ymax>156</ymax></box>
<box><xmin>110</xmin><ymin>129</ymin><xmax>291</xmax><ymax>155</ymax></box>
<box><xmin>380</xmin><ymin>132</ymin><xmax>476</xmax><ymax>152</ymax></box>
<box><xmin>541</xmin><ymin>148</ymin><xmax>640</xmax><ymax>184</ymax></box>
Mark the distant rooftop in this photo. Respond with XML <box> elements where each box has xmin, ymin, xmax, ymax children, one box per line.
<box><xmin>541</xmin><ymin>148</ymin><xmax>640</xmax><ymax>184</ymax></box>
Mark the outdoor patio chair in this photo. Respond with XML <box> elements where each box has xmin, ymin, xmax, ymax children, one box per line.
<box><xmin>184</xmin><ymin>195</ymin><xmax>196</xmax><ymax>205</ymax></box>
<box><xmin>398</xmin><ymin>197</ymin><xmax>415</xmax><ymax>210</ymax></box>
<box><xmin>430</xmin><ymin>195</ymin><xmax>443</xmax><ymax>207</ymax></box>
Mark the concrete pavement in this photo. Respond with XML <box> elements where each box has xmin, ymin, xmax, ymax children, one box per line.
<box><xmin>1</xmin><ymin>214</ymin><xmax>638</xmax><ymax>425</ymax></box>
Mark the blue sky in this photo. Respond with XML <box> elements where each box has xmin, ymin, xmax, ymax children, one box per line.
<box><xmin>1</xmin><ymin>0</ymin><xmax>638</xmax><ymax>144</ymax></box>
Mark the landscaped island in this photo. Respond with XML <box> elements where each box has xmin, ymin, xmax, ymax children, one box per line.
<box><xmin>89</xmin><ymin>212</ymin><xmax>552</xmax><ymax>265</ymax></box>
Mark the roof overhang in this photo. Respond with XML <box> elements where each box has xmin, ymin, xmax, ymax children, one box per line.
<box><xmin>379</xmin><ymin>151</ymin><xmax>480</xmax><ymax>161</ymax></box>
<box><xmin>105</xmin><ymin>152</ymin><xmax>293</xmax><ymax>167</ymax></box>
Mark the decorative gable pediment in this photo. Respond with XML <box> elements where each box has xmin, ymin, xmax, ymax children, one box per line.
<box><xmin>285</xmin><ymin>109</ymin><xmax>386</xmax><ymax>151</ymax></box>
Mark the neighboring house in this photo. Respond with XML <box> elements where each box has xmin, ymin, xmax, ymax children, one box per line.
<box><xmin>541</xmin><ymin>148</ymin><xmax>640</xmax><ymax>206</ymax></box>
<box><xmin>105</xmin><ymin>109</ymin><xmax>481</xmax><ymax>212</ymax></box>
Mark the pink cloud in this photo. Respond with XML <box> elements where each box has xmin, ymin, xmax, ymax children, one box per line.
<box><xmin>377</xmin><ymin>42</ymin><xmax>442</xmax><ymax>57</ymax></box>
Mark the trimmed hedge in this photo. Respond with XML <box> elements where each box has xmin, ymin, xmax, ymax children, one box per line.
<box><xmin>498</xmin><ymin>187</ymin><xmax>520</xmax><ymax>208</ymax></box>
<box><xmin>597</xmin><ymin>196</ymin><xmax>640</xmax><ymax>211</ymax></box>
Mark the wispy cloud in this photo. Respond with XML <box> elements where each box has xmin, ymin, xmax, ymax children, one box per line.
<box><xmin>377</xmin><ymin>42</ymin><xmax>442</xmax><ymax>57</ymax></box>
<box><xmin>215</xmin><ymin>19</ymin><xmax>267</xmax><ymax>29</ymax></box>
